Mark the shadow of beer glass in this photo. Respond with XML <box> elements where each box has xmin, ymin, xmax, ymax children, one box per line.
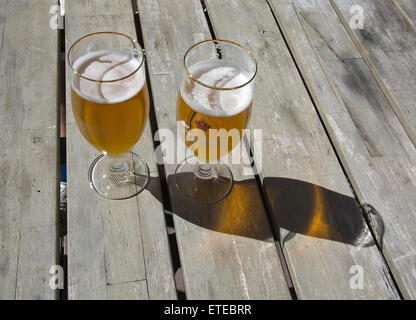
<box><xmin>143</xmin><ymin>174</ymin><xmax>383</xmax><ymax>247</ymax></box>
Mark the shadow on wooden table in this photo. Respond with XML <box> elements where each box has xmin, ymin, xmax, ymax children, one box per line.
<box><xmin>262</xmin><ymin>177</ymin><xmax>383</xmax><ymax>248</ymax></box>
<box><xmin>167</xmin><ymin>173</ymin><xmax>273</xmax><ymax>241</ymax></box>
<box><xmin>144</xmin><ymin>174</ymin><xmax>384</xmax><ymax>247</ymax></box>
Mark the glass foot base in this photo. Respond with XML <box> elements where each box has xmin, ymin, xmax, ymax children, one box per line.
<box><xmin>174</xmin><ymin>157</ymin><xmax>233</xmax><ymax>204</ymax></box>
<box><xmin>88</xmin><ymin>152</ymin><xmax>149</xmax><ymax>200</ymax></box>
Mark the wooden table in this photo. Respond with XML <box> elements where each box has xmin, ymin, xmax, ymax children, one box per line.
<box><xmin>1</xmin><ymin>0</ymin><xmax>416</xmax><ymax>300</ymax></box>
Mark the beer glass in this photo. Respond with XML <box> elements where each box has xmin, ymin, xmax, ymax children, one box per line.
<box><xmin>176</xmin><ymin>40</ymin><xmax>257</xmax><ymax>203</ymax></box>
<box><xmin>68</xmin><ymin>32</ymin><xmax>150</xmax><ymax>200</ymax></box>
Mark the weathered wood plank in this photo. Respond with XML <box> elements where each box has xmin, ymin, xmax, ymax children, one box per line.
<box><xmin>106</xmin><ymin>280</ymin><xmax>148</xmax><ymax>300</ymax></box>
<box><xmin>270</xmin><ymin>0</ymin><xmax>416</xmax><ymax>299</ymax></box>
<box><xmin>136</xmin><ymin>0</ymin><xmax>291</xmax><ymax>299</ymax></box>
<box><xmin>330</xmin><ymin>0</ymin><xmax>416</xmax><ymax>146</ymax></box>
<box><xmin>203</xmin><ymin>0</ymin><xmax>399</xmax><ymax>299</ymax></box>
<box><xmin>0</xmin><ymin>0</ymin><xmax>59</xmax><ymax>299</ymax></box>
<box><xmin>390</xmin><ymin>0</ymin><xmax>416</xmax><ymax>37</ymax></box>
<box><xmin>65</xmin><ymin>0</ymin><xmax>176</xmax><ymax>300</ymax></box>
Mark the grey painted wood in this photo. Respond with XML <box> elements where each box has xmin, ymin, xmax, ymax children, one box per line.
<box><xmin>330</xmin><ymin>0</ymin><xmax>416</xmax><ymax>147</ymax></box>
<box><xmin>65</xmin><ymin>0</ymin><xmax>176</xmax><ymax>300</ymax></box>
<box><xmin>106</xmin><ymin>280</ymin><xmax>148</xmax><ymax>300</ymax></box>
<box><xmin>390</xmin><ymin>0</ymin><xmax>416</xmax><ymax>38</ymax></box>
<box><xmin>0</xmin><ymin>0</ymin><xmax>59</xmax><ymax>299</ymax></box>
<box><xmin>270</xmin><ymin>0</ymin><xmax>416</xmax><ymax>299</ymax></box>
<box><xmin>136</xmin><ymin>0</ymin><xmax>291</xmax><ymax>299</ymax></box>
<box><xmin>204</xmin><ymin>0</ymin><xmax>399</xmax><ymax>299</ymax></box>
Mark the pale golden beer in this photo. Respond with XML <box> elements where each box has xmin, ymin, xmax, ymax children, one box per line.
<box><xmin>177</xmin><ymin>94</ymin><xmax>252</xmax><ymax>162</ymax></box>
<box><xmin>71</xmin><ymin>50</ymin><xmax>149</xmax><ymax>156</ymax></box>
<box><xmin>175</xmin><ymin>39</ymin><xmax>257</xmax><ymax>203</ymax></box>
<box><xmin>177</xmin><ymin>59</ymin><xmax>253</xmax><ymax>163</ymax></box>
<box><xmin>68</xmin><ymin>32</ymin><xmax>150</xmax><ymax>200</ymax></box>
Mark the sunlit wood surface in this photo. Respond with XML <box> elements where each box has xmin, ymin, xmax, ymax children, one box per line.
<box><xmin>1</xmin><ymin>0</ymin><xmax>415</xmax><ymax>299</ymax></box>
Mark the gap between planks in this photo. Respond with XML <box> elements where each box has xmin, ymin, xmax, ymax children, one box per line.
<box><xmin>201</xmin><ymin>0</ymin><xmax>297</xmax><ymax>298</ymax></box>
<box><xmin>266</xmin><ymin>0</ymin><xmax>403</xmax><ymax>298</ymax></box>
<box><xmin>130</xmin><ymin>0</ymin><xmax>186</xmax><ymax>300</ymax></box>
<box><xmin>264</xmin><ymin>0</ymin><xmax>384</xmax><ymax>297</ymax></box>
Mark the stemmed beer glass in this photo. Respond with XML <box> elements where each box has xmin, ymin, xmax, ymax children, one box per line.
<box><xmin>176</xmin><ymin>40</ymin><xmax>257</xmax><ymax>203</ymax></box>
<box><xmin>68</xmin><ymin>32</ymin><xmax>150</xmax><ymax>200</ymax></box>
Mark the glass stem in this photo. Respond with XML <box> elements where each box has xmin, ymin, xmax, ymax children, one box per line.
<box><xmin>106</xmin><ymin>155</ymin><xmax>132</xmax><ymax>185</ymax></box>
<box><xmin>108</xmin><ymin>156</ymin><xmax>129</xmax><ymax>174</ymax></box>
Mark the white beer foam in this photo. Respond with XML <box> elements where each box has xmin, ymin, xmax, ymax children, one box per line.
<box><xmin>180</xmin><ymin>59</ymin><xmax>253</xmax><ymax>117</ymax></box>
<box><xmin>72</xmin><ymin>50</ymin><xmax>145</xmax><ymax>104</ymax></box>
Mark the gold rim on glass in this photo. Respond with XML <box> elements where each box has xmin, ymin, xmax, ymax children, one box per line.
<box><xmin>183</xmin><ymin>39</ymin><xmax>257</xmax><ymax>91</ymax></box>
<box><xmin>68</xmin><ymin>31</ymin><xmax>145</xmax><ymax>83</ymax></box>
